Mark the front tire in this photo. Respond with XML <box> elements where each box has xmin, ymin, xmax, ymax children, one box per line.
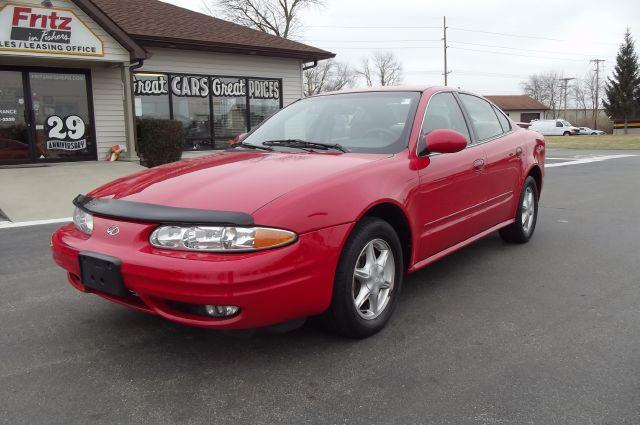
<box><xmin>499</xmin><ymin>176</ymin><xmax>539</xmax><ymax>244</ymax></box>
<box><xmin>322</xmin><ymin>217</ymin><xmax>403</xmax><ymax>338</ymax></box>
<box><xmin>563</xmin><ymin>131</ymin><xmax>571</xmax><ymax>136</ymax></box>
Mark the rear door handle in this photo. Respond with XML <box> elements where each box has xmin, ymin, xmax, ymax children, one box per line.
<box><xmin>509</xmin><ymin>147</ymin><xmax>523</xmax><ymax>157</ymax></box>
<box><xmin>473</xmin><ymin>158</ymin><xmax>485</xmax><ymax>171</ymax></box>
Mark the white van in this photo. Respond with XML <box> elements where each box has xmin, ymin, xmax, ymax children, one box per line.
<box><xmin>529</xmin><ymin>119</ymin><xmax>580</xmax><ymax>136</ymax></box>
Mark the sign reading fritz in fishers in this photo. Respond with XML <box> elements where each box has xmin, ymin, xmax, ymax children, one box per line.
<box><xmin>0</xmin><ymin>4</ymin><xmax>104</xmax><ymax>57</ymax></box>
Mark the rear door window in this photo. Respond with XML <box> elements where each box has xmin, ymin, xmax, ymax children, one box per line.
<box><xmin>458</xmin><ymin>94</ymin><xmax>503</xmax><ymax>141</ymax></box>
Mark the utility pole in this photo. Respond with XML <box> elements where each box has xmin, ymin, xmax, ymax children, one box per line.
<box><xmin>442</xmin><ymin>16</ymin><xmax>450</xmax><ymax>86</ymax></box>
<box><xmin>591</xmin><ymin>59</ymin><xmax>605</xmax><ymax>130</ymax></box>
<box><xmin>560</xmin><ymin>77</ymin><xmax>575</xmax><ymax>119</ymax></box>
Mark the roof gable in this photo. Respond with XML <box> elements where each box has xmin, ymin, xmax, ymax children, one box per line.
<box><xmin>72</xmin><ymin>0</ymin><xmax>147</xmax><ymax>59</ymax></box>
<box><xmin>88</xmin><ymin>0</ymin><xmax>334</xmax><ymax>61</ymax></box>
<box><xmin>484</xmin><ymin>95</ymin><xmax>549</xmax><ymax>111</ymax></box>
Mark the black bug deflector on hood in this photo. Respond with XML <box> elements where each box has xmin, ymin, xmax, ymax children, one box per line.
<box><xmin>73</xmin><ymin>195</ymin><xmax>254</xmax><ymax>226</ymax></box>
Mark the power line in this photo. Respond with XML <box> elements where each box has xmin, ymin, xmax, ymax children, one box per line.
<box><xmin>449</xmin><ymin>40</ymin><xmax>614</xmax><ymax>58</ymax></box>
<box><xmin>448</xmin><ymin>27</ymin><xmax>619</xmax><ymax>46</ymax></box>
<box><xmin>307</xmin><ymin>25</ymin><xmax>440</xmax><ymax>29</ymax></box>
<box><xmin>450</xmin><ymin>46</ymin><xmax>590</xmax><ymax>62</ymax></box>
<box><xmin>309</xmin><ymin>38</ymin><xmax>614</xmax><ymax>61</ymax></box>
<box><xmin>304</xmin><ymin>39</ymin><xmax>442</xmax><ymax>43</ymax></box>
<box><xmin>307</xmin><ymin>23</ymin><xmax>620</xmax><ymax>47</ymax></box>
<box><xmin>318</xmin><ymin>46</ymin><xmax>441</xmax><ymax>50</ymax></box>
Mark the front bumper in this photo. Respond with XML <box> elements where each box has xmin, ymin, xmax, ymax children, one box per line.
<box><xmin>51</xmin><ymin>218</ymin><xmax>350</xmax><ymax>330</ymax></box>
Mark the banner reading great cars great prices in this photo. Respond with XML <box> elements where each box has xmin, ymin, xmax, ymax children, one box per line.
<box><xmin>0</xmin><ymin>3</ymin><xmax>103</xmax><ymax>57</ymax></box>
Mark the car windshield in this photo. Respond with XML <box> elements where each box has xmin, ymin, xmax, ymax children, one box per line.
<box><xmin>562</xmin><ymin>120</ymin><xmax>571</xmax><ymax>126</ymax></box>
<box><xmin>241</xmin><ymin>91</ymin><xmax>421</xmax><ymax>154</ymax></box>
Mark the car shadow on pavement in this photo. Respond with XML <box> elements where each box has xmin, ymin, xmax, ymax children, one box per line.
<box><xmin>79</xmin><ymin>232</ymin><xmax>511</xmax><ymax>359</ymax></box>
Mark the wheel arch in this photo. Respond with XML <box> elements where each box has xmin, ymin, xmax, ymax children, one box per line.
<box><xmin>526</xmin><ymin>164</ymin><xmax>543</xmax><ymax>196</ymax></box>
<box><xmin>357</xmin><ymin>201</ymin><xmax>413</xmax><ymax>271</ymax></box>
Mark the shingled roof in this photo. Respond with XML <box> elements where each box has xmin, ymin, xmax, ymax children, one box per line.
<box><xmin>485</xmin><ymin>95</ymin><xmax>549</xmax><ymax>111</ymax></box>
<box><xmin>87</xmin><ymin>0</ymin><xmax>334</xmax><ymax>61</ymax></box>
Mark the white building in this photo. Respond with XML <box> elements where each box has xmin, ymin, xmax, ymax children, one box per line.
<box><xmin>485</xmin><ymin>95</ymin><xmax>549</xmax><ymax>123</ymax></box>
<box><xmin>0</xmin><ymin>0</ymin><xmax>333</xmax><ymax>164</ymax></box>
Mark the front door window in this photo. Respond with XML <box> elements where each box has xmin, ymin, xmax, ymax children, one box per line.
<box><xmin>0</xmin><ymin>71</ymin><xmax>29</xmax><ymax>162</ymax></box>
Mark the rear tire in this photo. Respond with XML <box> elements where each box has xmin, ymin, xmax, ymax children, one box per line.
<box><xmin>321</xmin><ymin>217</ymin><xmax>403</xmax><ymax>338</ymax></box>
<box><xmin>499</xmin><ymin>176</ymin><xmax>539</xmax><ymax>244</ymax></box>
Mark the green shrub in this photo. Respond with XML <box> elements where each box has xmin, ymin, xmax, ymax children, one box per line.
<box><xmin>137</xmin><ymin>118</ymin><xmax>184</xmax><ymax>167</ymax></box>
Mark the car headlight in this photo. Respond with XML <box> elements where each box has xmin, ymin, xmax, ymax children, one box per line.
<box><xmin>73</xmin><ymin>207</ymin><xmax>93</xmax><ymax>235</ymax></box>
<box><xmin>149</xmin><ymin>226</ymin><xmax>297</xmax><ymax>252</ymax></box>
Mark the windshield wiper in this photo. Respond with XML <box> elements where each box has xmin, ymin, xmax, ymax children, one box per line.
<box><xmin>232</xmin><ymin>142</ymin><xmax>273</xmax><ymax>151</ymax></box>
<box><xmin>262</xmin><ymin>139</ymin><xmax>348</xmax><ymax>153</ymax></box>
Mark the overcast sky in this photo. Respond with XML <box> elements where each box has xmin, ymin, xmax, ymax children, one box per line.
<box><xmin>165</xmin><ymin>0</ymin><xmax>638</xmax><ymax>95</ymax></box>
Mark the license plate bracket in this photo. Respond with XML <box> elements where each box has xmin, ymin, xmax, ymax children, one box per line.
<box><xmin>78</xmin><ymin>252</ymin><xmax>129</xmax><ymax>297</ymax></box>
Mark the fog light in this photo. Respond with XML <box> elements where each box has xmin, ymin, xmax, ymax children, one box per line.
<box><xmin>204</xmin><ymin>305</ymin><xmax>239</xmax><ymax>317</ymax></box>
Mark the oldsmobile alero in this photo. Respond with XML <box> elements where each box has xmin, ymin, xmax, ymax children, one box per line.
<box><xmin>51</xmin><ymin>86</ymin><xmax>545</xmax><ymax>338</ymax></box>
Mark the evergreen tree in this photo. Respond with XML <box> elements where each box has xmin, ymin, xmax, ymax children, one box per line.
<box><xmin>603</xmin><ymin>29</ymin><xmax>640</xmax><ymax>133</ymax></box>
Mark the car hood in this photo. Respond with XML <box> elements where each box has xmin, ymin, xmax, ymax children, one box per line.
<box><xmin>88</xmin><ymin>150</ymin><xmax>387</xmax><ymax>215</ymax></box>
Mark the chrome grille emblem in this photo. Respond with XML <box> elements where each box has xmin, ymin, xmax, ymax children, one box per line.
<box><xmin>106</xmin><ymin>225</ymin><xmax>120</xmax><ymax>236</ymax></box>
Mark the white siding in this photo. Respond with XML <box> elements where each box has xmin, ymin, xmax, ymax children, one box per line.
<box><xmin>141</xmin><ymin>48</ymin><xmax>303</xmax><ymax>105</ymax></box>
<box><xmin>0</xmin><ymin>0</ymin><xmax>130</xmax><ymax>62</ymax></box>
<box><xmin>91</xmin><ymin>66</ymin><xmax>127</xmax><ymax>160</ymax></box>
<box><xmin>505</xmin><ymin>111</ymin><xmax>522</xmax><ymax>122</ymax></box>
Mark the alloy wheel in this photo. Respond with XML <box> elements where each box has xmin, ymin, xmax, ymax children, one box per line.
<box><xmin>352</xmin><ymin>238</ymin><xmax>395</xmax><ymax>320</ymax></box>
<box><xmin>521</xmin><ymin>186</ymin><xmax>536</xmax><ymax>234</ymax></box>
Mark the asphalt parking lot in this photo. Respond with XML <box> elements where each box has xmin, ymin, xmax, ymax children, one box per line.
<box><xmin>1</xmin><ymin>149</ymin><xmax>639</xmax><ymax>424</ymax></box>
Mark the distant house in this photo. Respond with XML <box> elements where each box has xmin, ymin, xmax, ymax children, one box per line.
<box><xmin>484</xmin><ymin>95</ymin><xmax>549</xmax><ymax>123</ymax></box>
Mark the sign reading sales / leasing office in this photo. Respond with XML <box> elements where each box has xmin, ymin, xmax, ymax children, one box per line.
<box><xmin>0</xmin><ymin>3</ymin><xmax>103</xmax><ymax>57</ymax></box>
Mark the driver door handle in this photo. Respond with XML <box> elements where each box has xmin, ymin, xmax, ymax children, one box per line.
<box><xmin>473</xmin><ymin>158</ymin><xmax>485</xmax><ymax>171</ymax></box>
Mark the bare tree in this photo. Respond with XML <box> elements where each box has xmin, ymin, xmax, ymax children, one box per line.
<box><xmin>521</xmin><ymin>74</ymin><xmax>546</xmax><ymax>103</ymax></box>
<box><xmin>204</xmin><ymin>0</ymin><xmax>322</xmax><ymax>39</ymax></box>
<box><xmin>356</xmin><ymin>57</ymin><xmax>373</xmax><ymax>87</ymax></box>
<box><xmin>521</xmin><ymin>71</ymin><xmax>563</xmax><ymax>118</ymax></box>
<box><xmin>356</xmin><ymin>51</ymin><xmax>403</xmax><ymax>87</ymax></box>
<box><xmin>572</xmin><ymin>78</ymin><xmax>589</xmax><ymax>122</ymax></box>
<box><xmin>304</xmin><ymin>59</ymin><xmax>355</xmax><ymax>96</ymax></box>
<box><xmin>583</xmin><ymin>70</ymin><xmax>603</xmax><ymax>125</ymax></box>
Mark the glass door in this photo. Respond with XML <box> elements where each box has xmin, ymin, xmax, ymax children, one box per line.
<box><xmin>0</xmin><ymin>71</ymin><xmax>30</xmax><ymax>162</ymax></box>
<box><xmin>29</xmin><ymin>72</ymin><xmax>95</xmax><ymax>162</ymax></box>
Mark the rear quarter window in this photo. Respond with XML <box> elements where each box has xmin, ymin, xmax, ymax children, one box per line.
<box><xmin>493</xmin><ymin>106</ymin><xmax>511</xmax><ymax>132</ymax></box>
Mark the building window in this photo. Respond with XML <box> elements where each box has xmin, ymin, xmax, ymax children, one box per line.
<box><xmin>520</xmin><ymin>112</ymin><xmax>541</xmax><ymax>123</ymax></box>
<box><xmin>0</xmin><ymin>69</ymin><xmax>95</xmax><ymax>165</ymax></box>
<box><xmin>133</xmin><ymin>73</ymin><xmax>283</xmax><ymax>151</ymax></box>
<box><xmin>212</xmin><ymin>77</ymin><xmax>247</xmax><ymax>149</ymax></box>
<box><xmin>249</xmin><ymin>79</ymin><xmax>281</xmax><ymax>128</ymax></box>
<box><xmin>170</xmin><ymin>75</ymin><xmax>212</xmax><ymax>150</ymax></box>
<box><xmin>133</xmin><ymin>73</ymin><xmax>170</xmax><ymax>119</ymax></box>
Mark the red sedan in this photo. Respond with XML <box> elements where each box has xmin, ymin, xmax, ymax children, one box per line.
<box><xmin>51</xmin><ymin>87</ymin><xmax>545</xmax><ymax>338</ymax></box>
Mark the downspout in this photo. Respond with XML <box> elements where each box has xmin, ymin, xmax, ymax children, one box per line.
<box><xmin>301</xmin><ymin>60</ymin><xmax>318</xmax><ymax>98</ymax></box>
<box><xmin>127</xmin><ymin>59</ymin><xmax>145</xmax><ymax>161</ymax></box>
<box><xmin>130</xmin><ymin>59</ymin><xmax>144</xmax><ymax>71</ymax></box>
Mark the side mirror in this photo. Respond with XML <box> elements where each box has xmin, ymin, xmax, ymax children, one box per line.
<box><xmin>229</xmin><ymin>133</ymin><xmax>248</xmax><ymax>145</ymax></box>
<box><xmin>421</xmin><ymin>129</ymin><xmax>468</xmax><ymax>155</ymax></box>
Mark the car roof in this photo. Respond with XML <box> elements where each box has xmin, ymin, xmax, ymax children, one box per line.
<box><xmin>311</xmin><ymin>85</ymin><xmax>446</xmax><ymax>97</ymax></box>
